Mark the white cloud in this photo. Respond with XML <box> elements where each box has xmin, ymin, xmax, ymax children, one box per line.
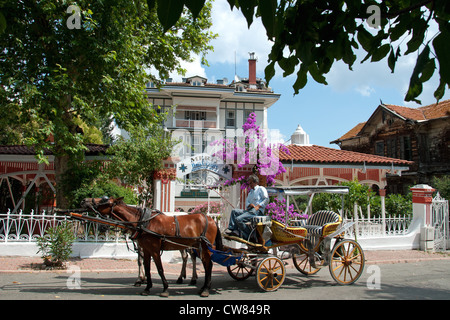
<box><xmin>201</xmin><ymin>0</ymin><xmax>448</xmax><ymax>105</ymax></box>
<box><xmin>355</xmin><ymin>84</ymin><xmax>376</xmax><ymax>97</ymax></box>
<box><xmin>207</xmin><ymin>0</ymin><xmax>272</xmax><ymax>72</ymax></box>
<box><xmin>266</xmin><ymin>128</ymin><xmax>287</xmax><ymax>145</ymax></box>
<box><xmin>169</xmin><ymin>54</ymin><xmax>207</xmax><ymax>81</ymax></box>
<box><xmin>164</xmin><ymin>0</ymin><xmax>272</xmax><ymax>82</ymax></box>
<box><xmin>325</xmin><ymin>18</ymin><xmax>450</xmax><ymax>105</ymax></box>
<box><xmin>145</xmin><ymin>54</ymin><xmax>206</xmax><ymax>82</ymax></box>
<box><xmin>325</xmin><ymin>46</ymin><xmax>449</xmax><ymax>106</ymax></box>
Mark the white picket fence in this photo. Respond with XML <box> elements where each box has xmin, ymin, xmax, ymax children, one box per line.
<box><xmin>0</xmin><ymin>209</ymin><xmax>224</xmax><ymax>259</ymax></box>
<box><xmin>1</xmin><ymin>207</ymin><xmax>413</xmax><ymax>245</ymax></box>
<box><xmin>343</xmin><ymin>215</ymin><xmax>413</xmax><ymax>238</ymax></box>
<box><xmin>0</xmin><ymin>209</ymin><xmax>127</xmax><ymax>243</ymax></box>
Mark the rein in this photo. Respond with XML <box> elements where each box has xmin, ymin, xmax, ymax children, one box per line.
<box><xmin>87</xmin><ymin>199</ymin><xmax>159</xmax><ymax>226</ymax></box>
<box><xmin>88</xmin><ymin>199</ymin><xmax>212</xmax><ymax>250</ymax></box>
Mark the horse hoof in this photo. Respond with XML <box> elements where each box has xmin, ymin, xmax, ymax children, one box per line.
<box><xmin>200</xmin><ymin>289</ymin><xmax>209</xmax><ymax>298</ymax></box>
<box><xmin>141</xmin><ymin>290</ymin><xmax>150</xmax><ymax>296</ymax></box>
<box><xmin>189</xmin><ymin>279</ymin><xmax>197</xmax><ymax>286</ymax></box>
<box><xmin>176</xmin><ymin>278</ymin><xmax>183</xmax><ymax>284</ymax></box>
<box><xmin>160</xmin><ymin>291</ymin><xmax>169</xmax><ymax>298</ymax></box>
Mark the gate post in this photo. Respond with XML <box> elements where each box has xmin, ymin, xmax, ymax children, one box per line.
<box><xmin>379</xmin><ymin>189</ymin><xmax>386</xmax><ymax>236</ymax></box>
<box><xmin>410</xmin><ymin>184</ymin><xmax>435</xmax><ymax>251</ymax></box>
<box><xmin>153</xmin><ymin>169</ymin><xmax>176</xmax><ymax>212</ymax></box>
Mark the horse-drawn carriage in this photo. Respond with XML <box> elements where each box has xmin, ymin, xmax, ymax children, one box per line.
<box><xmin>62</xmin><ymin>185</ymin><xmax>364</xmax><ymax>296</ymax></box>
<box><xmin>213</xmin><ymin>185</ymin><xmax>365</xmax><ymax>291</ymax></box>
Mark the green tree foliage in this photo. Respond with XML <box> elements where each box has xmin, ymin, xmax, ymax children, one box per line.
<box><xmin>0</xmin><ymin>0</ymin><xmax>215</xmax><ymax>207</ymax></box>
<box><xmin>71</xmin><ymin>180</ymin><xmax>138</xmax><ymax>208</ymax></box>
<box><xmin>311</xmin><ymin>180</ymin><xmax>374</xmax><ymax>215</ymax></box>
<box><xmin>61</xmin><ymin>158</ymin><xmax>138</xmax><ymax>208</ymax></box>
<box><xmin>385</xmin><ymin>193</ymin><xmax>412</xmax><ymax>216</ymax></box>
<box><xmin>106</xmin><ymin>109</ymin><xmax>177</xmax><ymax>207</ymax></box>
<box><xmin>432</xmin><ymin>175</ymin><xmax>450</xmax><ymax>200</ymax></box>
<box><xmin>152</xmin><ymin>0</ymin><xmax>450</xmax><ymax>103</ymax></box>
<box><xmin>310</xmin><ymin>180</ymin><xmax>413</xmax><ymax>217</ymax></box>
<box><xmin>370</xmin><ymin>192</ymin><xmax>413</xmax><ymax>216</ymax></box>
<box><xmin>61</xmin><ymin>109</ymin><xmax>176</xmax><ymax>208</ymax></box>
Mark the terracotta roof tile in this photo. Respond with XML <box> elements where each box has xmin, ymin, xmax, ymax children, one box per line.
<box><xmin>0</xmin><ymin>145</ymin><xmax>51</xmax><ymax>155</ymax></box>
<box><xmin>334</xmin><ymin>99</ymin><xmax>450</xmax><ymax>142</ymax></box>
<box><xmin>0</xmin><ymin>144</ymin><xmax>109</xmax><ymax>156</ymax></box>
<box><xmin>336</xmin><ymin>122</ymin><xmax>366</xmax><ymax>141</ymax></box>
<box><xmin>84</xmin><ymin>144</ymin><xmax>110</xmax><ymax>155</ymax></box>
<box><xmin>280</xmin><ymin>145</ymin><xmax>412</xmax><ymax>166</ymax></box>
<box><xmin>418</xmin><ymin>99</ymin><xmax>450</xmax><ymax>119</ymax></box>
<box><xmin>383</xmin><ymin>104</ymin><xmax>426</xmax><ymax>120</ymax></box>
<box><xmin>164</xmin><ymin>82</ymin><xmax>230</xmax><ymax>89</ymax></box>
<box><xmin>383</xmin><ymin>99</ymin><xmax>450</xmax><ymax>121</ymax></box>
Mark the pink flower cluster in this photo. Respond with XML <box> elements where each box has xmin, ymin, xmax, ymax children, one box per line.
<box><xmin>190</xmin><ymin>201</ymin><xmax>224</xmax><ymax>215</ymax></box>
<box><xmin>211</xmin><ymin>112</ymin><xmax>290</xmax><ymax>189</ymax></box>
<box><xmin>266</xmin><ymin>198</ymin><xmax>308</xmax><ymax>225</ymax></box>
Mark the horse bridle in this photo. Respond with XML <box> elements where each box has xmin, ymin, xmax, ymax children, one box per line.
<box><xmin>84</xmin><ymin>197</ymin><xmax>114</xmax><ymax>217</ymax></box>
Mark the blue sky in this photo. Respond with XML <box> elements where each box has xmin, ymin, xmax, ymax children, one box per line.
<box><xmin>171</xmin><ymin>0</ymin><xmax>450</xmax><ymax>149</ymax></box>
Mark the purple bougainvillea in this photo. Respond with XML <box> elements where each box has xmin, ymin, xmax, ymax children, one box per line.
<box><xmin>210</xmin><ymin>112</ymin><xmax>290</xmax><ymax>189</ymax></box>
<box><xmin>266</xmin><ymin>198</ymin><xmax>308</xmax><ymax>224</ymax></box>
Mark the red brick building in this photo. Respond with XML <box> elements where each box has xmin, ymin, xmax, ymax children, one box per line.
<box><xmin>0</xmin><ymin>144</ymin><xmax>108</xmax><ymax>213</ymax></box>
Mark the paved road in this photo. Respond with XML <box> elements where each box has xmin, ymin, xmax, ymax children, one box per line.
<box><xmin>1</xmin><ymin>260</ymin><xmax>449</xmax><ymax>301</ymax></box>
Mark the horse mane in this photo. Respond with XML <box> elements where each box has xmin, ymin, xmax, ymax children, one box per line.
<box><xmin>115</xmin><ymin>200</ymin><xmax>166</xmax><ymax>219</ymax></box>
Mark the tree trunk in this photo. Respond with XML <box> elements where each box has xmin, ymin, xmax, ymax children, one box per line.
<box><xmin>54</xmin><ymin>154</ymin><xmax>71</xmax><ymax>209</ymax></box>
<box><xmin>54</xmin><ymin>95</ymin><xmax>75</xmax><ymax>209</ymax></box>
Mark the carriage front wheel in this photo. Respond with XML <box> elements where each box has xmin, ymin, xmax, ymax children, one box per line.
<box><xmin>329</xmin><ymin>239</ymin><xmax>365</xmax><ymax>285</ymax></box>
<box><xmin>227</xmin><ymin>255</ymin><xmax>254</xmax><ymax>281</ymax></box>
<box><xmin>256</xmin><ymin>257</ymin><xmax>286</xmax><ymax>292</ymax></box>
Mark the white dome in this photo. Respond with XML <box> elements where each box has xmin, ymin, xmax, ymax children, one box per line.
<box><xmin>291</xmin><ymin>124</ymin><xmax>310</xmax><ymax>146</ymax></box>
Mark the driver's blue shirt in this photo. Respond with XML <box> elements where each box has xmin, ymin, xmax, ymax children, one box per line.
<box><xmin>246</xmin><ymin>185</ymin><xmax>269</xmax><ymax>213</ymax></box>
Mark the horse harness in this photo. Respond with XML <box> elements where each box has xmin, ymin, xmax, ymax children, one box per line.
<box><xmin>133</xmin><ymin>208</ymin><xmax>211</xmax><ymax>252</ymax></box>
<box><xmin>89</xmin><ymin>199</ymin><xmax>211</xmax><ymax>252</ymax></box>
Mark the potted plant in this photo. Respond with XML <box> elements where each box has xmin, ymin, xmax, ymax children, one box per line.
<box><xmin>36</xmin><ymin>222</ymin><xmax>76</xmax><ymax>269</ymax></box>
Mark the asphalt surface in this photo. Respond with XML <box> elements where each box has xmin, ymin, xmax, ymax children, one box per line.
<box><xmin>1</xmin><ymin>250</ymin><xmax>449</xmax><ymax>302</ymax></box>
<box><xmin>1</xmin><ymin>249</ymin><xmax>449</xmax><ymax>274</ymax></box>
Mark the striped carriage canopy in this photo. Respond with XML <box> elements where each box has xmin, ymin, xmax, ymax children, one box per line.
<box><xmin>266</xmin><ymin>185</ymin><xmax>349</xmax><ymax>197</ymax></box>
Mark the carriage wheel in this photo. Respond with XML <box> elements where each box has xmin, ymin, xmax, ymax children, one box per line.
<box><xmin>227</xmin><ymin>255</ymin><xmax>254</xmax><ymax>281</ymax></box>
<box><xmin>329</xmin><ymin>239</ymin><xmax>365</xmax><ymax>285</ymax></box>
<box><xmin>292</xmin><ymin>252</ymin><xmax>321</xmax><ymax>275</ymax></box>
<box><xmin>256</xmin><ymin>257</ymin><xmax>286</xmax><ymax>292</ymax></box>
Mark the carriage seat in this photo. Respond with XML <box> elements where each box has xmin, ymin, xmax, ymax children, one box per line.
<box><xmin>251</xmin><ymin>215</ymin><xmax>272</xmax><ymax>227</ymax></box>
<box><xmin>301</xmin><ymin>210</ymin><xmax>342</xmax><ymax>237</ymax></box>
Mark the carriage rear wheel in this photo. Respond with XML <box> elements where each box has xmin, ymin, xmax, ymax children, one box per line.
<box><xmin>329</xmin><ymin>239</ymin><xmax>365</xmax><ymax>285</ymax></box>
<box><xmin>292</xmin><ymin>251</ymin><xmax>321</xmax><ymax>275</ymax></box>
<box><xmin>256</xmin><ymin>257</ymin><xmax>286</xmax><ymax>292</ymax></box>
<box><xmin>227</xmin><ymin>255</ymin><xmax>254</xmax><ymax>281</ymax></box>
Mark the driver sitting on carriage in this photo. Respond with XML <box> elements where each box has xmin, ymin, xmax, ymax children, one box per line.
<box><xmin>224</xmin><ymin>174</ymin><xmax>269</xmax><ymax>240</ymax></box>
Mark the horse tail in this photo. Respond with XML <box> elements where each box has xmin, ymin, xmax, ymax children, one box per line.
<box><xmin>214</xmin><ymin>220</ymin><xmax>223</xmax><ymax>251</ymax></box>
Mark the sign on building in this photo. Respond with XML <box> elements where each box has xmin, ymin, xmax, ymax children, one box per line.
<box><xmin>176</xmin><ymin>153</ymin><xmax>232</xmax><ymax>179</ymax></box>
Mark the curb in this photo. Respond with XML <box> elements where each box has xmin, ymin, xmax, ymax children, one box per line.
<box><xmin>365</xmin><ymin>256</ymin><xmax>450</xmax><ymax>265</ymax></box>
<box><xmin>1</xmin><ymin>251</ymin><xmax>449</xmax><ymax>273</ymax></box>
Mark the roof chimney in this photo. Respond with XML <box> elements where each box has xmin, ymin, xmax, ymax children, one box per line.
<box><xmin>248</xmin><ymin>52</ymin><xmax>257</xmax><ymax>86</ymax></box>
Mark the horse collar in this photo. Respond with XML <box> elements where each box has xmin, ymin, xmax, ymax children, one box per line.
<box><xmin>109</xmin><ymin>203</ymin><xmax>125</xmax><ymax>222</ymax></box>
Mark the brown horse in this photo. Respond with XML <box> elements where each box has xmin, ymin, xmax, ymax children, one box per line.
<box><xmin>81</xmin><ymin>197</ymin><xmax>222</xmax><ymax>297</ymax></box>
